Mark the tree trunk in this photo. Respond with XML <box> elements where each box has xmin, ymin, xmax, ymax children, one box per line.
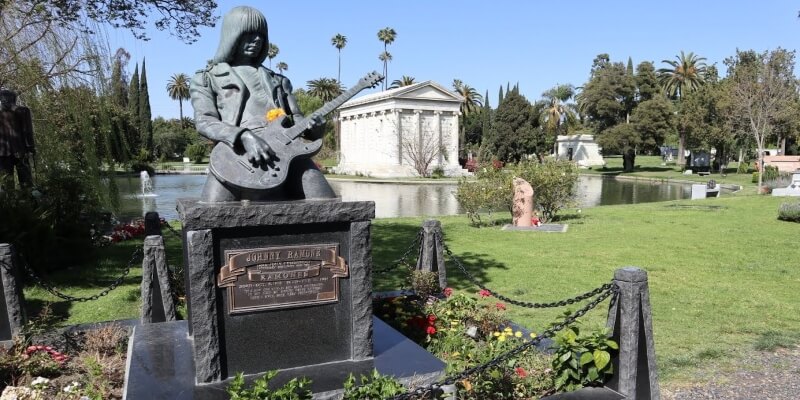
<box><xmin>178</xmin><ymin>99</ymin><xmax>184</xmax><ymax>128</ymax></box>
<box><xmin>622</xmin><ymin>148</ymin><xmax>635</xmax><ymax>172</ymax></box>
<box><xmin>677</xmin><ymin>131</ymin><xmax>686</xmax><ymax>168</ymax></box>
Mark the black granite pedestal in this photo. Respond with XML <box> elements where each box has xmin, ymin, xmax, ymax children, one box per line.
<box><xmin>123</xmin><ymin>317</ymin><xmax>445</xmax><ymax>399</ymax></box>
<box><xmin>176</xmin><ymin>199</ymin><xmax>379</xmax><ymax>388</ymax></box>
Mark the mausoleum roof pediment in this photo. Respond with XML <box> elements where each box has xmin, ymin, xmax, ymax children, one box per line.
<box><xmin>340</xmin><ymin>80</ymin><xmax>463</xmax><ymax>110</ymax></box>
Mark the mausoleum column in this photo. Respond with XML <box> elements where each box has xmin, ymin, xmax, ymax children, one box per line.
<box><xmin>414</xmin><ymin>110</ymin><xmax>423</xmax><ymax>169</ymax></box>
<box><xmin>434</xmin><ymin>111</ymin><xmax>443</xmax><ymax>167</ymax></box>
<box><xmin>394</xmin><ymin>109</ymin><xmax>403</xmax><ymax>165</ymax></box>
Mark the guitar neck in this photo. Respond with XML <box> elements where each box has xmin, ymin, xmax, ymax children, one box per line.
<box><xmin>307</xmin><ymin>82</ymin><xmax>369</xmax><ymax>121</ymax></box>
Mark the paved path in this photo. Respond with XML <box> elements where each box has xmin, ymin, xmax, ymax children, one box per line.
<box><xmin>662</xmin><ymin>346</ymin><xmax>800</xmax><ymax>400</ymax></box>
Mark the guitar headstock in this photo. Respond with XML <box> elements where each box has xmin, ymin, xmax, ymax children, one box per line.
<box><xmin>360</xmin><ymin>71</ymin><xmax>384</xmax><ymax>89</ymax></box>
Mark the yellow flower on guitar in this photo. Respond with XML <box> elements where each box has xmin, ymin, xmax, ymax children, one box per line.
<box><xmin>266</xmin><ymin>108</ymin><xmax>286</xmax><ymax>122</ymax></box>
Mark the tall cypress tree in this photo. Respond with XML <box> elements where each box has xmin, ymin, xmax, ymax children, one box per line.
<box><xmin>139</xmin><ymin>58</ymin><xmax>153</xmax><ymax>159</ymax></box>
<box><xmin>498</xmin><ymin>85</ymin><xmax>504</xmax><ymax>105</ymax></box>
<box><xmin>109</xmin><ymin>57</ymin><xmax>130</xmax><ymax>162</ymax></box>
<box><xmin>128</xmin><ymin>63</ymin><xmax>141</xmax><ymax>154</ymax></box>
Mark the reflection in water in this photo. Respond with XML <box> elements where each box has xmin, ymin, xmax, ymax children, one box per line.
<box><xmin>329</xmin><ymin>181</ymin><xmax>459</xmax><ymax>219</ymax></box>
<box><xmin>114</xmin><ymin>174</ymin><xmax>695</xmax><ymax>220</ymax></box>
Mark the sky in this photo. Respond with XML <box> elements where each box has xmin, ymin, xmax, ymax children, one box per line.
<box><xmin>107</xmin><ymin>0</ymin><xmax>800</xmax><ymax>120</ymax></box>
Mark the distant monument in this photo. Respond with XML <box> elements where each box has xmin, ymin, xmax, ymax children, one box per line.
<box><xmin>512</xmin><ymin>177</ymin><xmax>534</xmax><ymax>227</ymax></box>
<box><xmin>0</xmin><ymin>89</ymin><xmax>35</xmax><ymax>190</ymax></box>
<box><xmin>555</xmin><ymin>134</ymin><xmax>605</xmax><ymax>168</ymax></box>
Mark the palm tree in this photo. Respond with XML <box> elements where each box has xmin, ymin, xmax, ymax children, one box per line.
<box><xmin>389</xmin><ymin>75</ymin><xmax>415</xmax><ymax>89</ymax></box>
<box><xmin>452</xmin><ymin>79</ymin><xmax>484</xmax><ymax>154</ymax></box>
<box><xmin>540</xmin><ymin>84</ymin><xmax>578</xmax><ymax>136</ymax></box>
<box><xmin>307</xmin><ymin>77</ymin><xmax>343</xmax><ymax>103</ymax></box>
<box><xmin>378</xmin><ymin>51</ymin><xmax>392</xmax><ymax>88</ymax></box>
<box><xmin>276</xmin><ymin>61</ymin><xmax>288</xmax><ymax>75</ymax></box>
<box><xmin>658</xmin><ymin>51</ymin><xmax>707</xmax><ymax>166</ymax></box>
<box><xmin>452</xmin><ymin>79</ymin><xmax>483</xmax><ymax>116</ymax></box>
<box><xmin>331</xmin><ymin>33</ymin><xmax>347</xmax><ymax>83</ymax></box>
<box><xmin>166</xmin><ymin>73</ymin><xmax>190</xmax><ymax>127</ymax></box>
<box><xmin>267</xmin><ymin>43</ymin><xmax>279</xmax><ymax>68</ymax></box>
<box><xmin>377</xmin><ymin>27</ymin><xmax>397</xmax><ymax>89</ymax></box>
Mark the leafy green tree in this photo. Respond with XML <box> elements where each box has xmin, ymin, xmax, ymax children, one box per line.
<box><xmin>487</xmin><ymin>88</ymin><xmax>543</xmax><ymax>162</ymax></box>
<box><xmin>724</xmin><ymin>48</ymin><xmax>799</xmax><ymax>190</ymax></box>
<box><xmin>306</xmin><ymin>77</ymin><xmax>343</xmax><ymax>103</ymax></box>
<box><xmin>596</xmin><ymin>123</ymin><xmax>639</xmax><ymax>172</ymax></box>
<box><xmin>153</xmin><ymin>117</ymin><xmax>196</xmax><ymax>160</ymax></box>
<box><xmin>578</xmin><ymin>57</ymin><xmax>635</xmax><ymax>133</ymax></box>
<box><xmin>139</xmin><ymin>58</ymin><xmax>153</xmax><ymax>159</ymax></box>
<box><xmin>631</xmin><ymin>97</ymin><xmax>675</xmax><ymax>154</ymax></box>
<box><xmin>267</xmin><ymin>43</ymin><xmax>279</xmax><ymax>68</ymax></box>
<box><xmin>658</xmin><ymin>51</ymin><xmax>708</xmax><ymax>166</ymax></box>
<box><xmin>678</xmin><ymin>79</ymin><xmax>728</xmax><ymax>167</ymax></box>
<box><xmin>331</xmin><ymin>33</ymin><xmax>347</xmax><ymax>82</ymax></box>
<box><xmin>377</xmin><ymin>27</ymin><xmax>397</xmax><ymax>89</ymax></box>
<box><xmin>128</xmin><ymin>63</ymin><xmax>141</xmax><ymax>151</ymax></box>
<box><xmin>635</xmin><ymin>61</ymin><xmax>659</xmax><ymax>102</ymax></box>
<box><xmin>166</xmin><ymin>73</ymin><xmax>190</xmax><ymax>127</ymax></box>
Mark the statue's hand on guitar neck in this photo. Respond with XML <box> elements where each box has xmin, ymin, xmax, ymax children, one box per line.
<box><xmin>238</xmin><ymin>129</ymin><xmax>273</xmax><ymax>167</ymax></box>
<box><xmin>297</xmin><ymin>114</ymin><xmax>326</xmax><ymax>140</ymax></box>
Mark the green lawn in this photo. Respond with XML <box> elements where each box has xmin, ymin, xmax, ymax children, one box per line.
<box><xmin>21</xmin><ymin>193</ymin><xmax>800</xmax><ymax>384</ymax></box>
<box><xmin>370</xmin><ymin>193</ymin><xmax>800</xmax><ymax>382</ymax></box>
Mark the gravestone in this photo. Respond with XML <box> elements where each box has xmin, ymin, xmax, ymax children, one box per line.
<box><xmin>179</xmin><ymin>199</ymin><xmax>376</xmax><ymax>388</ymax></box>
<box><xmin>771</xmin><ymin>172</ymin><xmax>800</xmax><ymax>196</ymax></box>
<box><xmin>512</xmin><ymin>177</ymin><xmax>533</xmax><ymax>227</ymax></box>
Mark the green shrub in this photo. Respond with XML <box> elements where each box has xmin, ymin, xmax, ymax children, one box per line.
<box><xmin>227</xmin><ymin>370</ymin><xmax>312</xmax><ymax>400</ymax></box>
<box><xmin>342</xmin><ymin>369</ymin><xmax>406</xmax><ymax>399</ymax></box>
<box><xmin>513</xmin><ymin>160</ymin><xmax>580</xmax><ymax>222</ymax></box>
<box><xmin>185</xmin><ymin>143</ymin><xmax>208</xmax><ymax>164</ymax></box>
<box><xmin>550</xmin><ymin>311</ymin><xmax>618</xmax><ymax>392</ymax></box>
<box><xmin>778</xmin><ymin>202</ymin><xmax>800</xmax><ymax>222</ymax></box>
<box><xmin>455</xmin><ymin>165</ymin><xmax>509</xmax><ymax>227</ymax></box>
<box><xmin>753</xmin><ymin>165</ymin><xmax>779</xmax><ymax>183</ymax></box>
<box><xmin>410</xmin><ymin>270</ymin><xmax>440</xmax><ymax>299</ymax></box>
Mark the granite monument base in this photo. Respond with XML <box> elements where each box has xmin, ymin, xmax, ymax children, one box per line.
<box><xmin>123</xmin><ymin>318</ymin><xmax>445</xmax><ymax>399</ymax></box>
<box><xmin>177</xmin><ymin>199</ymin><xmax>378</xmax><ymax>384</ymax></box>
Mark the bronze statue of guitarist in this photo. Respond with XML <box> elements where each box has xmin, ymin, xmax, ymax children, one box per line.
<box><xmin>190</xmin><ymin>6</ymin><xmax>333</xmax><ymax>202</ymax></box>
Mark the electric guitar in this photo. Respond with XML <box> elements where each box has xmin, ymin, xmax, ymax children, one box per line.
<box><xmin>209</xmin><ymin>71</ymin><xmax>384</xmax><ymax>190</ymax></box>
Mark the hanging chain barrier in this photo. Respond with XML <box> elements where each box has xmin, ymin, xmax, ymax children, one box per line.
<box><xmin>388</xmin><ymin>282</ymin><xmax>618</xmax><ymax>400</ymax></box>
<box><xmin>436</xmin><ymin>231</ymin><xmax>614</xmax><ymax>309</ymax></box>
<box><xmin>372</xmin><ymin>230</ymin><xmax>424</xmax><ymax>275</ymax></box>
<box><xmin>16</xmin><ymin>247</ymin><xmax>142</xmax><ymax>303</ymax></box>
<box><xmin>161</xmin><ymin>221</ymin><xmax>183</xmax><ymax>239</ymax></box>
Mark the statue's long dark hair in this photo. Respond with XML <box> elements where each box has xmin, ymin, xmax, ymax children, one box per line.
<box><xmin>212</xmin><ymin>6</ymin><xmax>269</xmax><ymax>65</ymax></box>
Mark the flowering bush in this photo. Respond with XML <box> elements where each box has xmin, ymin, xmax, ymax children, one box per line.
<box><xmin>374</xmin><ymin>289</ymin><xmax>555</xmax><ymax>399</ymax></box>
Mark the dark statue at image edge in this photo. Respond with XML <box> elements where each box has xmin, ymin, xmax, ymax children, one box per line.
<box><xmin>0</xmin><ymin>88</ymin><xmax>36</xmax><ymax>190</ymax></box>
<box><xmin>190</xmin><ymin>6</ymin><xmax>382</xmax><ymax>202</ymax></box>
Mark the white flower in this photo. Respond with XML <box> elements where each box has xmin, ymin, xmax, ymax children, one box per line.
<box><xmin>63</xmin><ymin>381</ymin><xmax>81</xmax><ymax>393</ymax></box>
<box><xmin>30</xmin><ymin>376</ymin><xmax>50</xmax><ymax>388</ymax></box>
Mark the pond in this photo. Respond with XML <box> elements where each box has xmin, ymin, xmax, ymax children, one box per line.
<box><xmin>114</xmin><ymin>174</ymin><xmax>700</xmax><ymax>221</ymax></box>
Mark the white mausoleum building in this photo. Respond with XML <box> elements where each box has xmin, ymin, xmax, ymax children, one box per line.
<box><xmin>554</xmin><ymin>134</ymin><xmax>606</xmax><ymax>168</ymax></box>
<box><xmin>335</xmin><ymin>81</ymin><xmax>469</xmax><ymax>178</ymax></box>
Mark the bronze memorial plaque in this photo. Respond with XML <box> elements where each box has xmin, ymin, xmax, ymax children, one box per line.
<box><xmin>217</xmin><ymin>244</ymin><xmax>348</xmax><ymax>314</ymax></box>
